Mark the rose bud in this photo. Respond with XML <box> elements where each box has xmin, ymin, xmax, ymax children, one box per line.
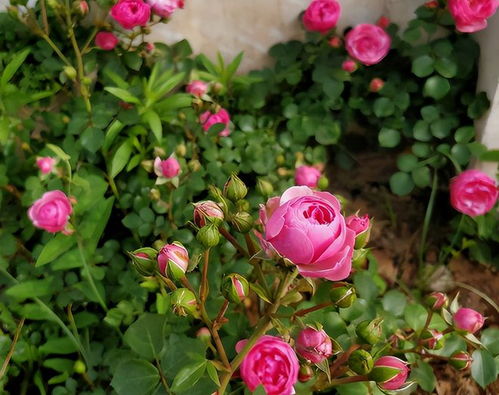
<box><xmin>328</xmin><ymin>36</ymin><xmax>342</xmax><ymax>48</ymax></box>
<box><xmin>171</xmin><ymin>288</ymin><xmax>198</xmax><ymax>317</ymax></box>
<box><xmin>186</xmin><ymin>80</ymin><xmax>209</xmax><ymax>97</ymax></box>
<box><xmin>369</xmin><ymin>78</ymin><xmax>385</xmax><ymax>93</ymax></box>
<box><xmin>348</xmin><ymin>349</ymin><xmax>374</xmax><ymax>375</ymax></box>
<box><xmin>317</xmin><ymin>175</ymin><xmax>329</xmax><ymax>190</ymax></box>
<box><xmin>236</xmin><ymin>199</ymin><xmax>250</xmax><ymax>212</ymax></box>
<box><xmin>420</xmin><ymin>329</ymin><xmax>445</xmax><ymax>350</ymax></box>
<box><xmin>145</xmin><ymin>42</ymin><xmax>155</xmax><ymax>53</ymax></box>
<box><xmin>450</xmin><ymin>351</ymin><xmax>473</xmax><ymax>370</ymax></box>
<box><xmin>223</xmin><ymin>173</ymin><xmax>248</xmax><ymax>202</ymax></box>
<box><xmin>453</xmin><ymin>307</ymin><xmax>485</xmax><ymax>333</ymax></box>
<box><xmin>154</xmin><ymin>156</ymin><xmax>181</xmax><ymax>179</ymax></box>
<box><xmin>110</xmin><ymin>0</ymin><xmax>151</xmax><ymax>30</ymax></box>
<box><xmin>36</xmin><ymin>157</ymin><xmax>56</xmax><ymax>175</ymax></box>
<box><xmin>298</xmin><ymin>365</ymin><xmax>314</xmax><ymax>383</ymax></box>
<box><xmin>296</xmin><ymin>328</ymin><xmax>333</xmax><ymax>363</ymax></box>
<box><xmin>95</xmin><ymin>31</ymin><xmax>119</xmax><ymax>51</ymax></box>
<box><xmin>197</xmin><ymin>224</ymin><xmax>220</xmax><ymax>248</ymax></box>
<box><xmin>302</xmin><ymin>0</ymin><xmax>342</xmax><ymax>34</ymax></box>
<box><xmin>175</xmin><ymin>143</ymin><xmax>186</xmax><ymax>157</ymax></box>
<box><xmin>73</xmin><ymin>360</ymin><xmax>86</xmax><ymax>374</ymax></box>
<box><xmin>450</xmin><ymin>170</ymin><xmax>498</xmax><ymax>217</ymax></box>
<box><xmin>295</xmin><ymin>165</ymin><xmax>321</xmax><ymax>188</ymax></box>
<box><xmin>199</xmin><ymin>108</ymin><xmax>231</xmax><ymax>136</ymax></box>
<box><xmin>356</xmin><ymin>318</ymin><xmax>384</xmax><ymax>345</ymax></box>
<box><xmin>194</xmin><ymin>201</ymin><xmax>224</xmax><ymax>227</ymax></box>
<box><xmin>424</xmin><ymin>0</ymin><xmax>439</xmax><ymax>8</ymax></box>
<box><xmin>28</xmin><ymin>190</ymin><xmax>73</xmax><ymax>234</ymax></box>
<box><xmin>221</xmin><ymin>274</ymin><xmax>249</xmax><ymax>304</ymax></box>
<box><xmin>256</xmin><ymin>178</ymin><xmax>274</xmax><ymax>197</ymax></box>
<box><xmin>129</xmin><ymin>247</ymin><xmax>158</xmax><ymax>276</ymax></box>
<box><xmin>230</xmin><ymin>211</ymin><xmax>254</xmax><ymax>233</ymax></box>
<box><xmin>73</xmin><ymin>0</ymin><xmax>89</xmax><ymax>16</ymax></box>
<box><xmin>342</xmin><ymin>59</ymin><xmax>358</xmax><ymax>73</ymax></box>
<box><xmin>330</xmin><ymin>282</ymin><xmax>357</xmax><ymax>308</ymax></box>
<box><xmin>196</xmin><ymin>327</ymin><xmax>212</xmax><ymax>343</ymax></box>
<box><xmin>425</xmin><ymin>292</ymin><xmax>448</xmax><ymax>310</ymax></box>
<box><xmin>157</xmin><ymin>242</ymin><xmax>189</xmax><ymax>280</ymax></box>
<box><xmin>371</xmin><ymin>356</ymin><xmax>409</xmax><ymax>391</ymax></box>
<box><xmin>346</xmin><ymin>214</ymin><xmax>371</xmax><ymax>248</ymax></box>
<box><xmin>63</xmin><ymin>66</ymin><xmax>77</xmax><ymax>80</ymax></box>
<box><xmin>376</xmin><ymin>16</ymin><xmax>390</xmax><ymax>29</ymax></box>
<box><xmin>188</xmin><ymin>159</ymin><xmax>201</xmax><ymax>172</ymax></box>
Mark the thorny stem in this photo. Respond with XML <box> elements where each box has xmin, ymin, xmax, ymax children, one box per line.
<box><xmin>0</xmin><ymin>318</ymin><xmax>25</xmax><ymax>380</ymax></box>
<box><xmin>219</xmin><ymin>227</ymin><xmax>248</xmax><ymax>256</ymax></box>
<box><xmin>293</xmin><ymin>302</ymin><xmax>333</xmax><ymax>318</ymax></box>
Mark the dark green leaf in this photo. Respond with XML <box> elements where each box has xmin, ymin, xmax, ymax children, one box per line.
<box><xmin>36</xmin><ymin>234</ymin><xmax>76</xmax><ymax>267</ymax></box>
<box><xmin>171</xmin><ymin>360</ymin><xmax>206</xmax><ymax>392</ymax></box>
<box><xmin>110</xmin><ymin>140</ymin><xmax>133</xmax><ymax>178</ymax></box>
<box><xmin>111</xmin><ymin>359</ymin><xmax>160</xmax><ymax>395</ymax></box>
<box><xmin>412</xmin><ymin>55</ymin><xmax>434</xmax><ymax>78</ymax></box>
<box><xmin>124</xmin><ymin>313</ymin><xmax>168</xmax><ymax>360</ymax></box>
<box><xmin>423</xmin><ymin>76</ymin><xmax>450</xmax><ymax>100</ymax></box>
<box><xmin>378</xmin><ymin>128</ymin><xmax>401</xmax><ymax>148</ymax></box>
<box><xmin>411</xmin><ymin>361</ymin><xmax>436</xmax><ymax>392</ymax></box>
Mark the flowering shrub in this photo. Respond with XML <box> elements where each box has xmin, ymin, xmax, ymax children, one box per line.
<box><xmin>0</xmin><ymin>0</ymin><xmax>497</xmax><ymax>394</ymax></box>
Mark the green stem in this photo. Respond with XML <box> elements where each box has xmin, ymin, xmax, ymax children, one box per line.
<box><xmin>439</xmin><ymin>214</ymin><xmax>465</xmax><ymax>264</ymax></box>
<box><xmin>40</xmin><ymin>0</ymin><xmax>49</xmax><ymax>34</ymax></box>
<box><xmin>0</xmin><ymin>318</ymin><xmax>24</xmax><ymax>380</ymax></box>
<box><xmin>200</xmin><ymin>249</ymin><xmax>210</xmax><ymax>304</ymax></box>
<box><xmin>155</xmin><ymin>358</ymin><xmax>173</xmax><ymax>395</ymax></box>
<box><xmin>40</xmin><ymin>34</ymin><xmax>72</xmax><ymax>66</ymax></box>
<box><xmin>419</xmin><ymin>170</ymin><xmax>438</xmax><ymax>269</ymax></box>
<box><xmin>219</xmin><ymin>227</ymin><xmax>248</xmax><ymax>257</ymax></box>
<box><xmin>455</xmin><ymin>281</ymin><xmax>499</xmax><ymax>314</ymax></box>
<box><xmin>244</xmin><ymin>233</ymin><xmax>270</xmax><ymax>296</ymax></box>
<box><xmin>81</xmin><ymin>27</ymin><xmax>99</xmax><ymax>54</ymax></box>
<box><xmin>77</xmin><ymin>237</ymin><xmax>108</xmax><ymax>311</ymax></box>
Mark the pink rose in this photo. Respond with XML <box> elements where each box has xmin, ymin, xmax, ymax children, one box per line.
<box><xmin>373</xmin><ymin>356</ymin><xmax>409</xmax><ymax>390</ymax></box>
<box><xmin>199</xmin><ymin>108</ymin><xmax>231</xmax><ymax>137</ymax></box>
<box><xmin>154</xmin><ymin>156</ymin><xmax>181</xmax><ymax>179</ymax></box>
<box><xmin>302</xmin><ymin>0</ymin><xmax>341</xmax><ymax>34</ymax></box>
<box><xmin>296</xmin><ymin>328</ymin><xmax>333</xmax><ymax>363</ymax></box>
<box><xmin>186</xmin><ymin>80</ymin><xmax>208</xmax><ymax>97</ymax></box>
<box><xmin>449</xmin><ymin>0</ymin><xmax>499</xmax><ymax>33</ymax></box>
<box><xmin>28</xmin><ymin>190</ymin><xmax>73</xmax><ymax>233</ymax></box>
<box><xmin>345</xmin><ymin>24</ymin><xmax>391</xmax><ymax>66</ymax></box>
<box><xmin>193</xmin><ymin>201</ymin><xmax>224</xmax><ymax>227</ymax></box>
<box><xmin>369</xmin><ymin>78</ymin><xmax>385</xmax><ymax>93</ymax></box>
<box><xmin>110</xmin><ymin>0</ymin><xmax>151</xmax><ymax>30</ymax></box>
<box><xmin>36</xmin><ymin>157</ymin><xmax>56</xmax><ymax>175</ymax></box>
<box><xmin>157</xmin><ymin>242</ymin><xmax>189</xmax><ymax>276</ymax></box>
<box><xmin>147</xmin><ymin>0</ymin><xmax>184</xmax><ymax>18</ymax></box>
<box><xmin>260</xmin><ymin>186</ymin><xmax>355</xmax><ymax>281</ymax></box>
<box><xmin>295</xmin><ymin>165</ymin><xmax>321</xmax><ymax>188</ymax></box>
<box><xmin>346</xmin><ymin>214</ymin><xmax>370</xmax><ymax>235</ymax></box>
<box><xmin>95</xmin><ymin>32</ymin><xmax>119</xmax><ymax>50</ymax></box>
<box><xmin>450</xmin><ymin>169</ymin><xmax>498</xmax><ymax>217</ymax></box>
<box><xmin>454</xmin><ymin>307</ymin><xmax>485</xmax><ymax>333</ymax></box>
<box><xmin>237</xmin><ymin>335</ymin><xmax>299</xmax><ymax>395</ymax></box>
<box><xmin>342</xmin><ymin>59</ymin><xmax>357</xmax><ymax>73</ymax></box>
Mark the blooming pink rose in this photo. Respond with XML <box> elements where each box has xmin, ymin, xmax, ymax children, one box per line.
<box><xmin>157</xmin><ymin>242</ymin><xmax>189</xmax><ymax>276</ymax></box>
<box><xmin>342</xmin><ymin>59</ymin><xmax>357</xmax><ymax>73</ymax></box>
<box><xmin>346</xmin><ymin>214</ymin><xmax>370</xmax><ymax>235</ymax></box>
<box><xmin>296</xmin><ymin>328</ymin><xmax>333</xmax><ymax>363</ymax></box>
<box><xmin>260</xmin><ymin>186</ymin><xmax>355</xmax><ymax>281</ymax></box>
<box><xmin>28</xmin><ymin>190</ymin><xmax>73</xmax><ymax>233</ymax></box>
<box><xmin>454</xmin><ymin>307</ymin><xmax>485</xmax><ymax>333</ymax></box>
<box><xmin>374</xmin><ymin>356</ymin><xmax>409</xmax><ymax>390</ymax></box>
<box><xmin>193</xmin><ymin>201</ymin><xmax>224</xmax><ymax>227</ymax></box>
<box><xmin>448</xmin><ymin>0</ymin><xmax>499</xmax><ymax>33</ymax></box>
<box><xmin>110</xmin><ymin>0</ymin><xmax>151</xmax><ymax>30</ymax></box>
<box><xmin>95</xmin><ymin>32</ymin><xmax>119</xmax><ymax>50</ymax></box>
<box><xmin>302</xmin><ymin>0</ymin><xmax>341</xmax><ymax>34</ymax></box>
<box><xmin>147</xmin><ymin>0</ymin><xmax>184</xmax><ymax>18</ymax></box>
<box><xmin>450</xmin><ymin>169</ymin><xmax>498</xmax><ymax>217</ymax></box>
<box><xmin>345</xmin><ymin>24</ymin><xmax>391</xmax><ymax>66</ymax></box>
<box><xmin>295</xmin><ymin>165</ymin><xmax>321</xmax><ymax>188</ymax></box>
<box><xmin>236</xmin><ymin>335</ymin><xmax>299</xmax><ymax>395</ymax></box>
<box><xmin>186</xmin><ymin>80</ymin><xmax>208</xmax><ymax>97</ymax></box>
<box><xmin>36</xmin><ymin>157</ymin><xmax>56</xmax><ymax>175</ymax></box>
<box><xmin>199</xmin><ymin>108</ymin><xmax>231</xmax><ymax>137</ymax></box>
<box><xmin>154</xmin><ymin>156</ymin><xmax>180</xmax><ymax>179</ymax></box>
<box><xmin>369</xmin><ymin>78</ymin><xmax>385</xmax><ymax>93</ymax></box>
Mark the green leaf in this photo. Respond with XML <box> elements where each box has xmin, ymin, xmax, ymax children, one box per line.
<box><xmin>404</xmin><ymin>304</ymin><xmax>428</xmax><ymax>332</ymax></box>
<box><xmin>423</xmin><ymin>76</ymin><xmax>450</xmax><ymax>100</ymax></box>
<box><xmin>103</xmin><ymin>120</ymin><xmax>124</xmax><ymax>152</ymax></box>
<box><xmin>206</xmin><ymin>361</ymin><xmax>220</xmax><ymax>386</ymax></box>
<box><xmin>43</xmin><ymin>358</ymin><xmax>73</xmax><ymax>373</ymax></box>
<box><xmin>111</xmin><ymin>359</ymin><xmax>160</xmax><ymax>395</ymax></box>
<box><xmin>226</xmin><ymin>51</ymin><xmax>244</xmax><ymax>79</ymax></box>
<box><xmin>79</xmin><ymin>197</ymin><xmax>114</xmax><ymax>253</ymax></box>
<box><xmin>481</xmin><ymin>328</ymin><xmax>499</xmax><ymax>355</ymax></box>
<box><xmin>412</xmin><ymin>166</ymin><xmax>432</xmax><ymax>188</ymax></box>
<box><xmin>397</xmin><ymin>154</ymin><xmax>418</xmax><ymax>172</ymax></box>
<box><xmin>373</xmin><ymin>98</ymin><xmax>395</xmax><ymax>117</ymax></box>
<box><xmin>413</xmin><ymin>121</ymin><xmax>432</xmax><ymax>142</ymax></box>
<box><xmin>171</xmin><ymin>360</ymin><xmax>207</xmax><ymax>392</ymax></box>
<box><xmin>471</xmin><ymin>349</ymin><xmax>497</xmax><ymax>388</ymax></box>
<box><xmin>250</xmin><ymin>283</ymin><xmax>271</xmax><ymax>303</ymax></box>
<box><xmin>378</xmin><ymin>128</ymin><xmax>400</xmax><ymax>148</ymax></box>
<box><xmin>1</xmin><ymin>48</ymin><xmax>30</xmax><ymax>89</ymax></box>
<box><xmin>435</xmin><ymin>57</ymin><xmax>457</xmax><ymax>78</ymax></box>
<box><xmin>105</xmin><ymin>87</ymin><xmax>141</xmax><ymax>104</ymax></box>
<box><xmin>6</xmin><ymin>278</ymin><xmax>57</xmax><ymax>301</ymax></box>
<box><xmin>479</xmin><ymin>149</ymin><xmax>499</xmax><ymax>162</ymax></box>
<box><xmin>47</xmin><ymin>144</ymin><xmax>71</xmax><ymax>161</ymax></box>
<box><xmin>142</xmin><ymin>110</ymin><xmax>162</xmax><ymax>142</ymax></box>
<box><xmin>124</xmin><ymin>313</ymin><xmax>168</xmax><ymax>360</ymax></box>
<box><xmin>411</xmin><ymin>361</ymin><xmax>436</xmax><ymax>392</ymax></box>
<box><xmin>36</xmin><ymin>233</ymin><xmax>76</xmax><ymax>267</ymax></box>
<box><xmin>412</xmin><ymin>55</ymin><xmax>434</xmax><ymax>78</ymax></box>
<box><xmin>390</xmin><ymin>172</ymin><xmax>415</xmax><ymax>196</ymax></box>
<box><xmin>382</xmin><ymin>290</ymin><xmax>406</xmax><ymax>317</ymax></box>
<box><xmin>39</xmin><ymin>337</ymin><xmax>78</xmax><ymax>355</ymax></box>
<box><xmin>110</xmin><ymin>140</ymin><xmax>133</xmax><ymax>178</ymax></box>
<box><xmin>124</xmin><ymin>52</ymin><xmax>143</xmax><ymax>71</ymax></box>
<box><xmin>81</xmin><ymin>127</ymin><xmax>105</xmax><ymax>153</ymax></box>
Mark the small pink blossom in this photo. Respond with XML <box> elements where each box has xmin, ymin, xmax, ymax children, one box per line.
<box><xmin>199</xmin><ymin>108</ymin><xmax>231</xmax><ymax>137</ymax></box>
<box><xmin>186</xmin><ymin>80</ymin><xmax>208</xmax><ymax>97</ymax></box>
<box><xmin>369</xmin><ymin>78</ymin><xmax>385</xmax><ymax>92</ymax></box>
<box><xmin>95</xmin><ymin>32</ymin><xmax>119</xmax><ymax>50</ymax></box>
<box><xmin>448</xmin><ymin>0</ymin><xmax>499</xmax><ymax>33</ymax></box>
<box><xmin>346</xmin><ymin>214</ymin><xmax>370</xmax><ymax>235</ymax></box>
<box><xmin>36</xmin><ymin>157</ymin><xmax>56</xmax><ymax>175</ymax></box>
<box><xmin>295</xmin><ymin>165</ymin><xmax>321</xmax><ymax>188</ymax></box>
<box><xmin>28</xmin><ymin>190</ymin><xmax>73</xmax><ymax>233</ymax></box>
<box><xmin>342</xmin><ymin>59</ymin><xmax>357</xmax><ymax>73</ymax></box>
<box><xmin>154</xmin><ymin>156</ymin><xmax>181</xmax><ymax>179</ymax></box>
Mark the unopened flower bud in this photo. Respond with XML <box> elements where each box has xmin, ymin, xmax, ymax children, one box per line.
<box><xmin>317</xmin><ymin>176</ymin><xmax>329</xmax><ymax>190</ymax></box>
<box><xmin>73</xmin><ymin>360</ymin><xmax>86</xmax><ymax>374</ymax></box>
<box><xmin>194</xmin><ymin>201</ymin><xmax>224</xmax><ymax>227</ymax></box>
<box><xmin>424</xmin><ymin>0</ymin><xmax>439</xmax><ymax>8</ymax></box>
<box><xmin>276</xmin><ymin>154</ymin><xmax>286</xmax><ymax>165</ymax></box>
<box><xmin>425</xmin><ymin>292</ymin><xmax>448</xmax><ymax>310</ymax></box>
<box><xmin>211</xmin><ymin>82</ymin><xmax>224</xmax><ymax>95</ymax></box>
<box><xmin>420</xmin><ymin>329</ymin><xmax>444</xmax><ymax>350</ymax></box>
<box><xmin>352</xmin><ymin>248</ymin><xmax>369</xmax><ymax>269</ymax></box>
<box><xmin>376</xmin><ymin>16</ymin><xmax>390</xmax><ymax>29</ymax></box>
<box><xmin>157</xmin><ymin>242</ymin><xmax>189</xmax><ymax>281</ymax></box>
<box><xmin>450</xmin><ymin>351</ymin><xmax>472</xmax><ymax>370</ymax></box>
<box><xmin>73</xmin><ymin>0</ymin><xmax>89</xmax><ymax>16</ymax></box>
<box><xmin>171</xmin><ymin>288</ymin><xmax>198</xmax><ymax>317</ymax></box>
<box><xmin>230</xmin><ymin>211</ymin><xmax>253</xmax><ymax>233</ymax></box>
<box><xmin>256</xmin><ymin>178</ymin><xmax>274</xmax><ymax>197</ymax></box>
<box><xmin>371</xmin><ymin>356</ymin><xmax>410</xmax><ymax>391</ymax></box>
<box><xmin>348</xmin><ymin>349</ymin><xmax>374</xmax><ymax>375</ymax></box>
<box><xmin>176</xmin><ymin>143</ymin><xmax>187</xmax><ymax>157</ymax></box>
<box><xmin>328</xmin><ymin>36</ymin><xmax>342</xmax><ymax>48</ymax></box>
<box><xmin>188</xmin><ymin>159</ymin><xmax>201</xmax><ymax>172</ymax></box>
<box><xmin>296</xmin><ymin>328</ymin><xmax>333</xmax><ymax>363</ymax></box>
<box><xmin>454</xmin><ymin>308</ymin><xmax>485</xmax><ymax>334</ymax></box>
<box><xmin>197</xmin><ymin>225</ymin><xmax>220</xmax><ymax>248</ymax></box>
<box><xmin>342</xmin><ymin>59</ymin><xmax>358</xmax><ymax>73</ymax></box>
<box><xmin>330</xmin><ymin>282</ymin><xmax>357</xmax><ymax>308</ymax></box>
<box><xmin>369</xmin><ymin>78</ymin><xmax>385</xmax><ymax>93</ymax></box>
<box><xmin>63</xmin><ymin>66</ymin><xmax>77</xmax><ymax>80</ymax></box>
<box><xmin>298</xmin><ymin>365</ymin><xmax>314</xmax><ymax>383</ymax></box>
<box><xmin>236</xmin><ymin>199</ymin><xmax>250</xmax><ymax>212</ymax></box>
<box><xmin>223</xmin><ymin>173</ymin><xmax>247</xmax><ymax>202</ymax></box>
<box><xmin>129</xmin><ymin>247</ymin><xmax>157</xmax><ymax>276</ymax></box>
<box><xmin>346</xmin><ymin>214</ymin><xmax>371</xmax><ymax>249</ymax></box>
<box><xmin>196</xmin><ymin>327</ymin><xmax>211</xmax><ymax>341</ymax></box>
<box><xmin>356</xmin><ymin>318</ymin><xmax>384</xmax><ymax>345</ymax></box>
<box><xmin>221</xmin><ymin>274</ymin><xmax>249</xmax><ymax>304</ymax></box>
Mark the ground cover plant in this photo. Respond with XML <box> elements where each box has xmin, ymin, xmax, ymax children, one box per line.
<box><xmin>0</xmin><ymin>0</ymin><xmax>498</xmax><ymax>394</ymax></box>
